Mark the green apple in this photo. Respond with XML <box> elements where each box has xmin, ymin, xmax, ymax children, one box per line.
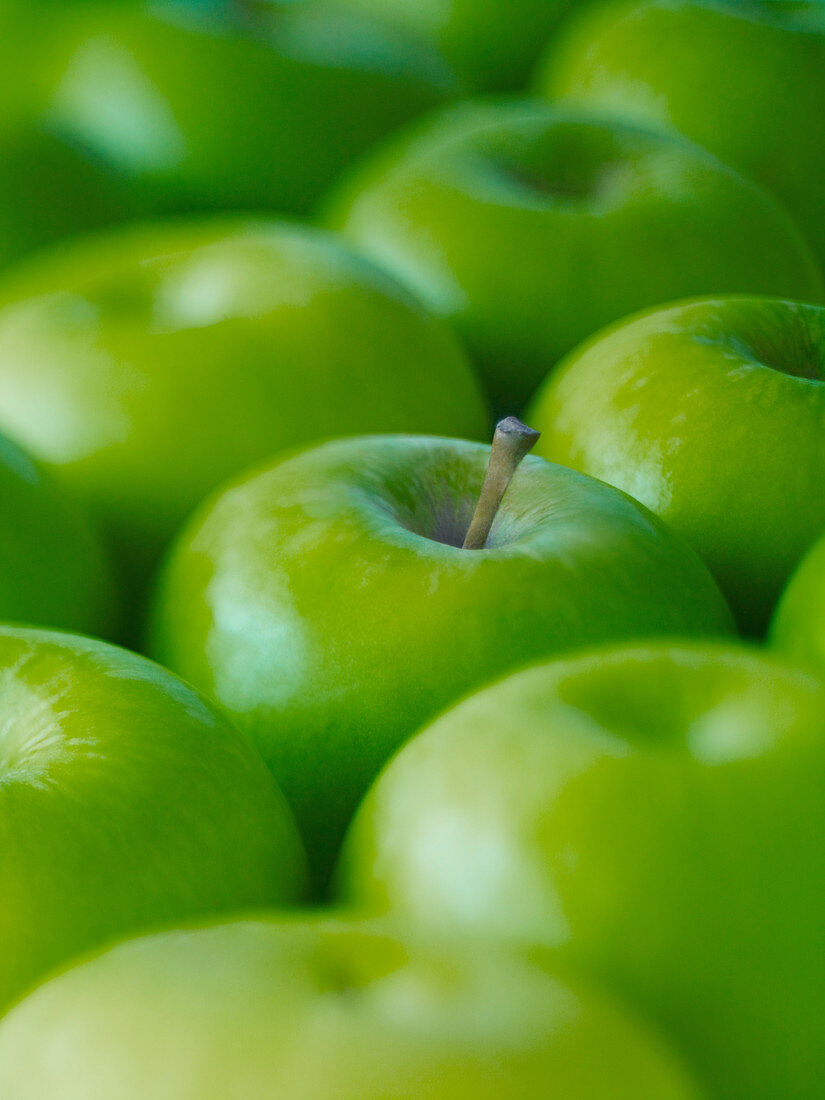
<box><xmin>538</xmin><ymin>0</ymin><xmax>825</xmax><ymax>267</ymax></box>
<box><xmin>148</xmin><ymin>427</ymin><xmax>733</xmax><ymax>889</ymax></box>
<box><xmin>314</xmin><ymin>0</ymin><xmax>578</xmax><ymax>91</ymax></box>
<box><xmin>0</xmin><ymin>624</ymin><xmax>306</xmax><ymax>1015</ymax></box>
<box><xmin>527</xmin><ymin>295</ymin><xmax>825</xmax><ymax>633</ymax></box>
<box><xmin>25</xmin><ymin>2</ymin><xmax>457</xmax><ymax>216</ymax></box>
<box><xmin>0</xmin><ymin>10</ymin><xmax>138</xmax><ymax>267</ymax></box>
<box><xmin>338</xmin><ymin>640</ymin><xmax>825</xmax><ymax>1099</ymax></box>
<box><xmin>0</xmin><ymin>123</ymin><xmax>138</xmax><ymax>272</ymax></box>
<box><xmin>0</xmin><ymin>218</ymin><xmax>487</xmax><ymax>598</ymax></box>
<box><xmin>0</xmin><ymin>914</ymin><xmax>701</xmax><ymax>1098</ymax></box>
<box><xmin>770</xmin><ymin>529</ymin><xmax>825</xmax><ymax>671</ymax></box>
<box><xmin>323</xmin><ymin>98</ymin><xmax>823</xmax><ymax>411</ymax></box>
<box><xmin>0</xmin><ymin>430</ymin><xmax>115</xmax><ymax>637</ymax></box>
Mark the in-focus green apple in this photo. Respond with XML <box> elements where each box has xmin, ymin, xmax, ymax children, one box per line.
<box><xmin>0</xmin><ymin>625</ymin><xmax>306</xmax><ymax>1014</ymax></box>
<box><xmin>323</xmin><ymin>99</ymin><xmax>823</xmax><ymax>410</ymax></box>
<box><xmin>771</xmin><ymin>529</ymin><xmax>825</xmax><ymax>671</ymax></box>
<box><xmin>316</xmin><ymin>0</ymin><xmax>578</xmax><ymax>91</ymax></box>
<box><xmin>149</xmin><ymin>428</ymin><xmax>733</xmax><ymax>888</ymax></box>
<box><xmin>0</xmin><ymin>218</ymin><xmax>487</xmax><ymax>600</ymax></box>
<box><xmin>338</xmin><ymin>640</ymin><xmax>825</xmax><ymax>1099</ymax></box>
<box><xmin>538</xmin><ymin>0</ymin><xmax>825</xmax><ymax>266</ymax></box>
<box><xmin>0</xmin><ymin>914</ymin><xmax>701</xmax><ymax>1099</ymax></box>
<box><xmin>25</xmin><ymin>2</ymin><xmax>458</xmax><ymax>216</ymax></box>
<box><xmin>0</xmin><ymin>430</ymin><xmax>115</xmax><ymax>637</ymax></box>
<box><xmin>528</xmin><ymin>295</ymin><xmax>825</xmax><ymax>633</ymax></box>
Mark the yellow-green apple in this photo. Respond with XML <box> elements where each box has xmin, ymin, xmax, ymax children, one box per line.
<box><xmin>0</xmin><ymin>430</ymin><xmax>115</xmax><ymax>636</ymax></box>
<box><xmin>528</xmin><ymin>295</ymin><xmax>825</xmax><ymax>633</ymax></box>
<box><xmin>148</xmin><ymin>425</ymin><xmax>733</xmax><ymax>889</ymax></box>
<box><xmin>0</xmin><ymin>915</ymin><xmax>701</xmax><ymax>1098</ymax></box>
<box><xmin>0</xmin><ymin>625</ymin><xmax>306</xmax><ymax>1014</ymax></box>
<box><xmin>323</xmin><ymin>99</ymin><xmax>823</xmax><ymax>410</ymax></box>
<box><xmin>25</xmin><ymin>2</ymin><xmax>458</xmax><ymax>215</ymax></box>
<box><xmin>0</xmin><ymin>9</ymin><xmax>137</xmax><ymax>267</ymax></box>
<box><xmin>0</xmin><ymin>218</ymin><xmax>487</xmax><ymax>600</ymax></box>
<box><xmin>537</xmin><ymin>0</ymin><xmax>825</xmax><ymax>267</ymax></box>
<box><xmin>771</xmin><ymin>529</ymin><xmax>825</xmax><ymax>671</ymax></box>
<box><xmin>0</xmin><ymin>123</ymin><xmax>136</xmax><ymax>271</ymax></box>
<box><xmin>338</xmin><ymin>640</ymin><xmax>825</xmax><ymax>1099</ymax></box>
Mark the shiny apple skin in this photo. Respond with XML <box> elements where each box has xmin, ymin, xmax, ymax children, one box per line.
<box><xmin>339</xmin><ymin>640</ymin><xmax>825</xmax><ymax>1099</ymax></box>
<box><xmin>538</xmin><ymin>0</ymin><xmax>825</xmax><ymax>267</ymax></box>
<box><xmin>0</xmin><ymin>432</ymin><xmax>116</xmax><ymax>637</ymax></box>
<box><xmin>0</xmin><ymin>915</ymin><xmax>702</xmax><ymax>1099</ymax></box>
<box><xmin>0</xmin><ymin>218</ymin><xmax>487</xmax><ymax>599</ymax></box>
<box><xmin>149</xmin><ymin>433</ymin><xmax>733</xmax><ymax>889</ymax></box>
<box><xmin>0</xmin><ymin>625</ymin><xmax>307</xmax><ymax>1014</ymax></box>
<box><xmin>528</xmin><ymin>296</ymin><xmax>825</xmax><ymax>634</ymax></box>
<box><xmin>323</xmin><ymin>99</ymin><xmax>823</xmax><ymax>411</ymax></box>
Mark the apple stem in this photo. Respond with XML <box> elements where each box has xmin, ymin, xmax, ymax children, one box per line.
<box><xmin>462</xmin><ymin>416</ymin><xmax>540</xmax><ymax>550</ymax></box>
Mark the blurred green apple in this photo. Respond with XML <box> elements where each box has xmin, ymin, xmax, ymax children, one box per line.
<box><xmin>0</xmin><ymin>124</ymin><xmax>137</xmax><ymax>272</ymax></box>
<box><xmin>339</xmin><ymin>640</ymin><xmax>825</xmax><ymax>1099</ymax></box>
<box><xmin>0</xmin><ymin>430</ymin><xmax>115</xmax><ymax>636</ymax></box>
<box><xmin>149</xmin><ymin>430</ymin><xmax>733</xmax><ymax>888</ymax></box>
<box><xmin>25</xmin><ymin>2</ymin><xmax>457</xmax><ymax>215</ymax></box>
<box><xmin>0</xmin><ymin>915</ymin><xmax>701</xmax><ymax>1098</ymax></box>
<box><xmin>771</xmin><ymin>529</ymin><xmax>825</xmax><ymax>670</ymax></box>
<box><xmin>0</xmin><ymin>218</ymin><xmax>486</xmax><ymax>600</ymax></box>
<box><xmin>528</xmin><ymin>296</ymin><xmax>825</xmax><ymax>633</ymax></box>
<box><xmin>314</xmin><ymin>0</ymin><xmax>578</xmax><ymax>91</ymax></box>
<box><xmin>324</xmin><ymin>99</ymin><xmax>823</xmax><ymax>410</ymax></box>
<box><xmin>538</xmin><ymin>0</ymin><xmax>825</xmax><ymax>266</ymax></box>
<box><xmin>0</xmin><ymin>625</ymin><xmax>306</xmax><ymax>1015</ymax></box>
<box><xmin>0</xmin><ymin>6</ymin><xmax>138</xmax><ymax>265</ymax></box>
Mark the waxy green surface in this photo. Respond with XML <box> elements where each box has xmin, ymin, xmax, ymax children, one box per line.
<box><xmin>26</xmin><ymin>3</ymin><xmax>458</xmax><ymax>215</ymax></box>
<box><xmin>324</xmin><ymin>99</ymin><xmax>823</xmax><ymax>410</ymax></box>
<box><xmin>0</xmin><ymin>626</ymin><xmax>306</xmax><ymax>1015</ymax></box>
<box><xmin>149</xmin><ymin>433</ymin><xmax>733</xmax><ymax>888</ymax></box>
<box><xmin>0</xmin><ymin>432</ymin><xmax>114</xmax><ymax>637</ymax></box>
<box><xmin>528</xmin><ymin>296</ymin><xmax>825</xmax><ymax>633</ymax></box>
<box><xmin>0</xmin><ymin>219</ymin><xmax>486</xmax><ymax>597</ymax></box>
<box><xmin>0</xmin><ymin>915</ymin><xmax>701</xmax><ymax>1099</ymax></box>
<box><xmin>339</xmin><ymin>641</ymin><xmax>825</xmax><ymax>1099</ymax></box>
<box><xmin>538</xmin><ymin>0</ymin><xmax>825</xmax><ymax>267</ymax></box>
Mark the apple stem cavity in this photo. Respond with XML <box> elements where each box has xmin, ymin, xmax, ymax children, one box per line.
<box><xmin>462</xmin><ymin>416</ymin><xmax>540</xmax><ymax>550</ymax></box>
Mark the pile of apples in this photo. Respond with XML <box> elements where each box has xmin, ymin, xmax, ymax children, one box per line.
<box><xmin>0</xmin><ymin>0</ymin><xmax>823</xmax><ymax>1096</ymax></box>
